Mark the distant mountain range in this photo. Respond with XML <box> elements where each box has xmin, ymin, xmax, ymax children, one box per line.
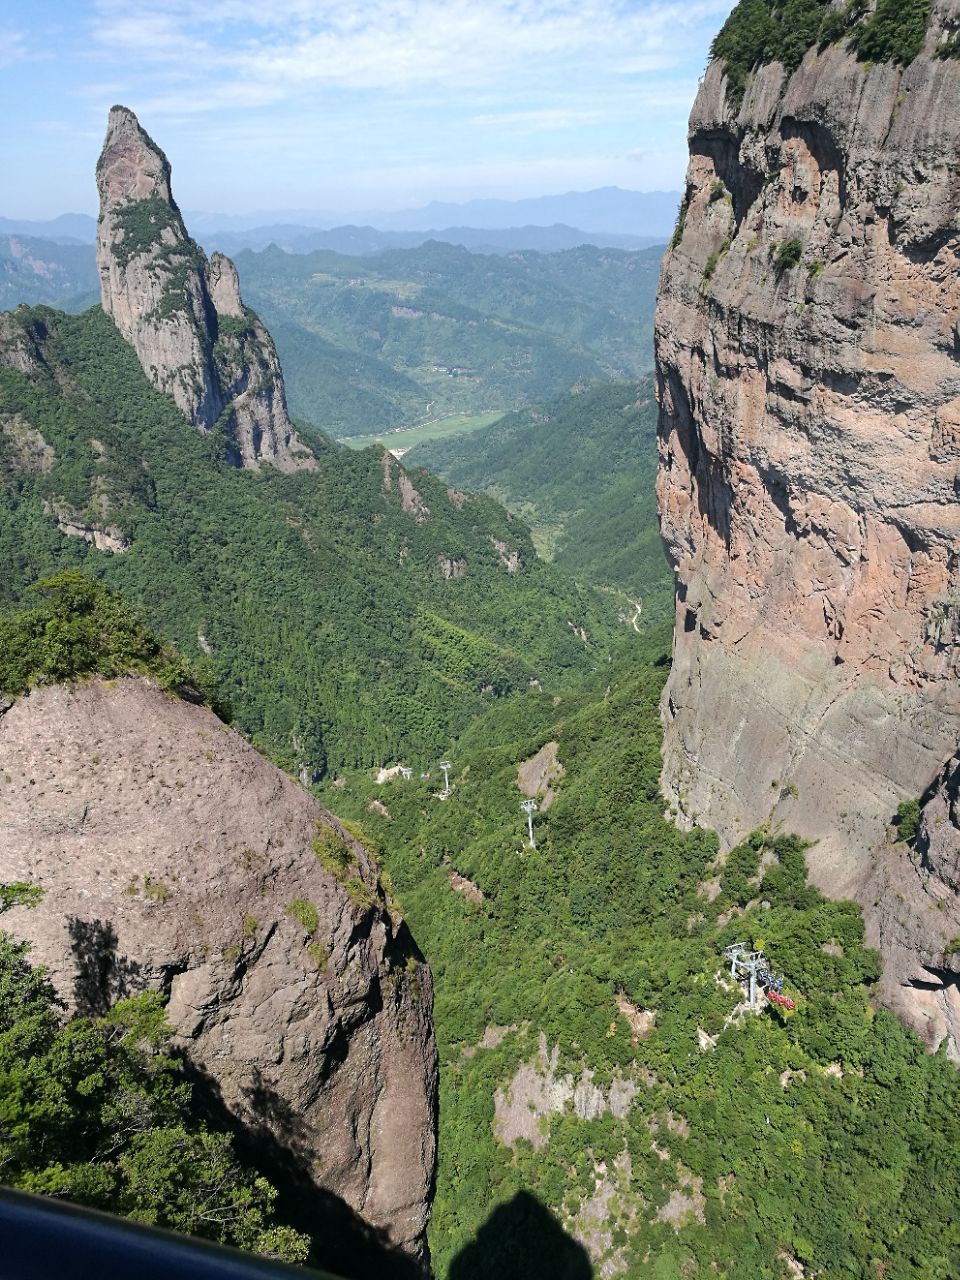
<box><xmin>358</xmin><ymin>187</ymin><xmax>681</xmax><ymax>235</ymax></box>
<box><xmin>0</xmin><ymin>214</ymin><xmax>99</xmax><ymax>244</ymax></box>
<box><xmin>200</xmin><ymin>223</ymin><xmax>663</xmax><ymax>256</ymax></box>
<box><xmin>1</xmin><ymin>187</ymin><xmax>680</xmax><ymax>249</ymax></box>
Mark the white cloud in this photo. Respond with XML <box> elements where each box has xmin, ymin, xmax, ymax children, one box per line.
<box><xmin>88</xmin><ymin>0</ymin><xmax>733</xmax><ymax>105</ymax></box>
<box><xmin>0</xmin><ymin>28</ymin><xmax>28</xmax><ymax>68</ymax></box>
<box><xmin>4</xmin><ymin>0</ymin><xmax>736</xmax><ymax>214</ymax></box>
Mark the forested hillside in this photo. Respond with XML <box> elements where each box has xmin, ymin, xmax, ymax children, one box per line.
<box><xmin>234</xmin><ymin>242</ymin><xmax>662</xmax><ymax>435</ymax></box>
<box><xmin>409</xmin><ymin>381</ymin><xmax>673</xmax><ymax>621</ymax></box>
<box><xmin>0</xmin><ymin>303</ymin><xmax>621</xmax><ymax>776</ymax></box>
<box><xmin>328</xmin><ymin>643</ymin><xmax>960</xmax><ymax>1279</ymax></box>
<box><xmin>0</xmin><ymin>230</ymin><xmax>663</xmax><ymax>441</ymax></box>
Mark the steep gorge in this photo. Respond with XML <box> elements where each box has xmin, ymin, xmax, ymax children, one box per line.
<box><xmin>656</xmin><ymin>1</ymin><xmax>960</xmax><ymax>1054</ymax></box>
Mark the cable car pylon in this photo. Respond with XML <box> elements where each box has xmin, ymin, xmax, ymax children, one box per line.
<box><xmin>722</xmin><ymin>943</ymin><xmax>797</xmax><ymax>1012</ymax></box>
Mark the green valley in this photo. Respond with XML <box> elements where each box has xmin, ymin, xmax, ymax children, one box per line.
<box><xmin>409</xmin><ymin>381</ymin><xmax>674</xmax><ymax>624</ymax></box>
<box><xmin>0</xmin><ymin>303</ymin><xmax>622</xmax><ymax>778</ymax></box>
<box><xmin>233</xmin><ymin>241</ymin><xmax>662</xmax><ymax>436</ymax></box>
<box><xmin>341</xmin><ymin>411</ymin><xmax>505</xmax><ymax>454</ymax></box>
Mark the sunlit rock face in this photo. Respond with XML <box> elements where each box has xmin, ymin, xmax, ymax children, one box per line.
<box><xmin>0</xmin><ymin>678</ymin><xmax>437</xmax><ymax>1259</ymax></box>
<box><xmin>655</xmin><ymin>7</ymin><xmax>960</xmax><ymax>1056</ymax></box>
<box><xmin>96</xmin><ymin>105</ymin><xmax>314</xmax><ymax>472</ymax></box>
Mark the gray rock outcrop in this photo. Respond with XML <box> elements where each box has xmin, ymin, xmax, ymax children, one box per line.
<box><xmin>655</xmin><ymin>4</ymin><xmax>960</xmax><ymax>1053</ymax></box>
<box><xmin>920</xmin><ymin>752</ymin><xmax>960</xmax><ymax>895</ymax></box>
<box><xmin>96</xmin><ymin>106</ymin><xmax>314</xmax><ymax>472</ymax></box>
<box><xmin>0</xmin><ymin>677</ymin><xmax>436</xmax><ymax>1260</ymax></box>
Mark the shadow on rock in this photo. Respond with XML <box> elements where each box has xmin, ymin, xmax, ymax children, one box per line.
<box><xmin>184</xmin><ymin>1060</ymin><xmax>425</xmax><ymax>1280</ymax></box>
<box><xmin>68</xmin><ymin>917</ymin><xmax>142</xmax><ymax>1016</ymax></box>
<box><xmin>449</xmin><ymin>1190</ymin><xmax>592</xmax><ymax>1280</ymax></box>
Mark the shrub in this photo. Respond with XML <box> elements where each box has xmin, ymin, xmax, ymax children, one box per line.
<box><xmin>0</xmin><ymin>571</ymin><xmax>216</xmax><ymax>707</ymax></box>
<box><xmin>313</xmin><ymin>827</ymin><xmax>352</xmax><ymax>878</ymax></box>
<box><xmin>894</xmin><ymin>798</ymin><xmax>921</xmax><ymax>844</ymax></box>
<box><xmin>773</xmin><ymin>237</ymin><xmax>804</xmax><ymax>273</ymax></box>
<box><xmin>286</xmin><ymin>898</ymin><xmax>319</xmax><ymax>935</ymax></box>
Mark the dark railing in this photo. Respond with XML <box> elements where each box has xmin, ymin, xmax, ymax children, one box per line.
<box><xmin>0</xmin><ymin>1188</ymin><xmax>344</xmax><ymax>1280</ymax></box>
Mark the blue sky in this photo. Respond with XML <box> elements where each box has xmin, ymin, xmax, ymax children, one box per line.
<box><xmin>1</xmin><ymin>1</ymin><xmax>736</xmax><ymax>218</ymax></box>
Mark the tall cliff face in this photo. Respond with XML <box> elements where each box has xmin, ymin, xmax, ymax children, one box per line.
<box><xmin>96</xmin><ymin>106</ymin><xmax>313</xmax><ymax>473</ymax></box>
<box><xmin>655</xmin><ymin>4</ymin><xmax>960</xmax><ymax>1054</ymax></box>
<box><xmin>0</xmin><ymin>678</ymin><xmax>436</xmax><ymax>1265</ymax></box>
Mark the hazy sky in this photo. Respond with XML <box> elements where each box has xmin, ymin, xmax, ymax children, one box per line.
<box><xmin>2</xmin><ymin>0</ymin><xmax>735</xmax><ymax>218</ymax></box>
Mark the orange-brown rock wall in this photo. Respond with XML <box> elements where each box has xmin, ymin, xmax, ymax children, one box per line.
<box><xmin>655</xmin><ymin>8</ymin><xmax>960</xmax><ymax>1054</ymax></box>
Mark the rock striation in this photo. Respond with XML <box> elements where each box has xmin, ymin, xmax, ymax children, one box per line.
<box><xmin>96</xmin><ymin>106</ymin><xmax>313</xmax><ymax>472</ymax></box>
<box><xmin>0</xmin><ymin>677</ymin><xmax>436</xmax><ymax>1263</ymax></box>
<box><xmin>655</xmin><ymin>4</ymin><xmax>960</xmax><ymax>1054</ymax></box>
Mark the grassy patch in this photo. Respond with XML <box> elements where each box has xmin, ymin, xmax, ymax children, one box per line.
<box><xmin>339</xmin><ymin>411</ymin><xmax>505</xmax><ymax>453</ymax></box>
<box><xmin>286</xmin><ymin>898</ymin><xmax>319</xmax><ymax>935</ymax></box>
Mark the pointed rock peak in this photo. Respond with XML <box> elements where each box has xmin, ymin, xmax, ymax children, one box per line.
<box><xmin>207</xmin><ymin>252</ymin><xmax>244</xmax><ymax>318</ymax></box>
<box><xmin>94</xmin><ymin>106</ymin><xmax>314</xmax><ymax>474</ymax></box>
<box><xmin>97</xmin><ymin>105</ymin><xmax>179</xmax><ymax>216</ymax></box>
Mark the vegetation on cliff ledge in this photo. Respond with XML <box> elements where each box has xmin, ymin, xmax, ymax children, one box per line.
<box><xmin>0</xmin><ymin>570</ymin><xmax>217</xmax><ymax>707</ymax></box>
<box><xmin>110</xmin><ymin>195</ymin><xmax>182</xmax><ymax>269</ymax></box>
<box><xmin>712</xmin><ymin>0</ymin><xmax>932</xmax><ymax>108</ymax></box>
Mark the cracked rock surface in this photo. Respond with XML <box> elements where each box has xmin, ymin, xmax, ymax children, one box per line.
<box><xmin>0</xmin><ymin>677</ymin><xmax>437</xmax><ymax>1260</ymax></box>
<box><xmin>655</xmin><ymin>4</ymin><xmax>960</xmax><ymax>1054</ymax></box>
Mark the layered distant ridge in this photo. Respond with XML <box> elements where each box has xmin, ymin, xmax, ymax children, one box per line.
<box><xmin>96</xmin><ymin>106</ymin><xmax>313</xmax><ymax>472</ymax></box>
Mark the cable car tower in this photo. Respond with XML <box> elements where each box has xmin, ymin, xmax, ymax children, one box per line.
<box><xmin>439</xmin><ymin>760</ymin><xmax>452</xmax><ymax>798</ymax></box>
<box><xmin>520</xmin><ymin>798</ymin><xmax>537</xmax><ymax>849</ymax></box>
<box><xmin>722</xmin><ymin>943</ymin><xmax>796</xmax><ymax>1012</ymax></box>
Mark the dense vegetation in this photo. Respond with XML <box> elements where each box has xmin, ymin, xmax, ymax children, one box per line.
<box><xmin>0</xmin><ymin>304</ymin><xmax>622</xmax><ymax>776</ymax></box>
<box><xmin>711</xmin><ymin>0</ymin><xmax>932</xmax><ymax>107</ymax></box>
<box><xmin>0</xmin><ymin>889</ymin><xmax>309</xmax><ymax>1261</ymax></box>
<box><xmin>0</xmin><ymin>570</ymin><xmax>214</xmax><ymax>703</ymax></box>
<box><xmin>409</xmin><ymin>382</ymin><xmax>673</xmax><ymax>624</ymax></box>
<box><xmin>234</xmin><ymin>241</ymin><xmax>662</xmax><ymax>435</ymax></box>
<box><xmin>327</xmin><ymin>644</ymin><xmax>960</xmax><ymax>1279</ymax></box>
<box><xmin>4</xmin><ymin>66</ymin><xmax>958</xmax><ymax>1278</ymax></box>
